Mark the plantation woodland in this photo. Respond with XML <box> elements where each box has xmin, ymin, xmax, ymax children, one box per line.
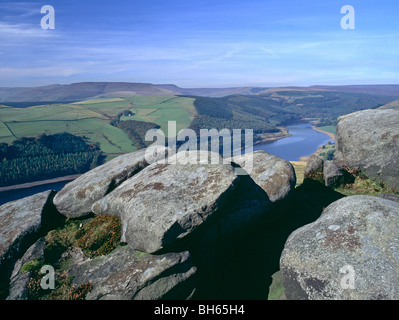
<box><xmin>0</xmin><ymin>133</ymin><xmax>102</xmax><ymax>187</ymax></box>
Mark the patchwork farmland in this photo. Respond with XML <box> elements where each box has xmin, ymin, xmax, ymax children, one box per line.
<box><xmin>0</xmin><ymin>96</ymin><xmax>197</xmax><ymax>156</ymax></box>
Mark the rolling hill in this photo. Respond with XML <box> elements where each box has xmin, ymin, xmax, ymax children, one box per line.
<box><xmin>0</xmin><ymin>88</ymin><xmax>396</xmax><ymax>153</ymax></box>
<box><xmin>0</xmin><ymin>82</ymin><xmax>270</xmax><ymax>103</ymax></box>
<box><xmin>0</xmin><ymin>83</ymin><xmax>177</xmax><ymax>103</ymax></box>
<box><xmin>0</xmin><ymin>95</ymin><xmax>197</xmax><ymax>154</ymax></box>
<box><xmin>187</xmin><ymin>90</ymin><xmax>396</xmax><ymax>139</ymax></box>
<box><xmin>1</xmin><ymin>82</ymin><xmax>399</xmax><ymax>103</ymax></box>
<box><xmin>309</xmin><ymin>85</ymin><xmax>399</xmax><ymax>97</ymax></box>
<box><xmin>0</xmin><ymin>83</ymin><xmax>397</xmax><ymax>188</ymax></box>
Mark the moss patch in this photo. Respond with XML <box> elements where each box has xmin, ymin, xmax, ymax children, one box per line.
<box><xmin>22</xmin><ymin>214</ymin><xmax>122</xmax><ymax>300</ymax></box>
<box><xmin>335</xmin><ymin>167</ymin><xmax>399</xmax><ymax>196</ymax></box>
<box><xmin>44</xmin><ymin>215</ymin><xmax>122</xmax><ymax>261</ymax></box>
<box><xmin>268</xmin><ymin>271</ymin><xmax>286</xmax><ymax>300</ymax></box>
<box><xmin>26</xmin><ymin>269</ymin><xmax>92</xmax><ymax>300</ymax></box>
<box><xmin>20</xmin><ymin>258</ymin><xmax>44</xmax><ymax>274</ymax></box>
<box><xmin>75</xmin><ymin>215</ymin><xmax>121</xmax><ymax>258</ymax></box>
<box><xmin>44</xmin><ymin>220</ymin><xmax>81</xmax><ymax>263</ymax></box>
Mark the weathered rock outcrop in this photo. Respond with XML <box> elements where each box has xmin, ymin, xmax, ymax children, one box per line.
<box><xmin>304</xmin><ymin>154</ymin><xmax>324</xmax><ymax>182</ymax></box>
<box><xmin>379</xmin><ymin>193</ymin><xmax>399</xmax><ymax>203</ymax></box>
<box><xmin>334</xmin><ymin>109</ymin><xmax>399</xmax><ymax>189</ymax></box>
<box><xmin>92</xmin><ymin>150</ymin><xmax>296</xmax><ymax>253</ymax></box>
<box><xmin>53</xmin><ymin>147</ymin><xmax>170</xmax><ymax>218</ymax></box>
<box><xmin>0</xmin><ymin>191</ymin><xmax>62</xmax><ymax>289</ymax></box>
<box><xmin>7</xmin><ymin>239</ymin><xmax>197</xmax><ymax>300</ymax></box>
<box><xmin>168</xmin><ymin>150</ymin><xmax>223</xmax><ymax>165</ymax></box>
<box><xmin>280</xmin><ymin>195</ymin><xmax>399</xmax><ymax>300</ymax></box>
<box><xmin>7</xmin><ymin>239</ymin><xmax>46</xmax><ymax>300</ymax></box>
<box><xmin>228</xmin><ymin>151</ymin><xmax>296</xmax><ymax>203</ymax></box>
<box><xmin>2</xmin><ymin>148</ymin><xmax>297</xmax><ymax>300</ymax></box>
<box><xmin>323</xmin><ymin>160</ymin><xmax>353</xmax><ymax>188</ymax></box>
<box><xmin>92</xmin><ymin>160</ymin><xmax>241</xmax><ymax>253</ymax></box>
<box><xmin>69</xmin><ymin>246</ymin><xmax>196</xmax><ymax>300</ymax></box>
<box><xmin>304</xmin><ymin>155</ymin><xmax>354</xmax><ymax>188</ymax></box>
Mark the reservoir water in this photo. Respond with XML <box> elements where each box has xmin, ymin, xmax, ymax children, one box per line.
<box><xmin>0</xmin><ymin>123</ymin><xmax>332</xmax><ymax>206</ymax></box>
<box><xmin>0</xmin><ymin>180</ymin><xmax>73</xmax><ymax>206</ymax></box>
<box><xmin>252</xmin><ymin>122</ymin><xmax>332</xmax><ymax>161</ymax></box>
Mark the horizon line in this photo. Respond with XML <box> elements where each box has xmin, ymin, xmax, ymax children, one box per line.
<box><xmin>2</xmin><ymin>81</ymin><xmax>399</xmax><ymax>89</ymax></box>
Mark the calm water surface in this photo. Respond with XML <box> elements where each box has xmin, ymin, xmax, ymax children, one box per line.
<box><xmin>0</xmin><ymin>180</ymin><xmax>71</xmax><ymax>206</ymax></box>
<box><xmin>252</xmin><ymin>123</ymin><xmax>332</xmax><ymax>161</ymax></box>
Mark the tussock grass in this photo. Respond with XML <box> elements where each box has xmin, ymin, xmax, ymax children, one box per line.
<box><xmin>335</xmin><ymin>175</ymin><xmax>399</xmax><ymax>196</ymax></box>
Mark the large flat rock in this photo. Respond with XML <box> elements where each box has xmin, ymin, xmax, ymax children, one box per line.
<box><xmin>53</xmin><ymin>147</ymin><xmax>170</xmax><ymax>218</ymax></box>
<box><xmin>280</xmin><ymin>195</ymin><xmax>399</xmax><ymax>300</ymax></box>
<box><xmin>92</xmin><ymin>159</ymin><xmax>240</xmax><ymax>253</ymax></box>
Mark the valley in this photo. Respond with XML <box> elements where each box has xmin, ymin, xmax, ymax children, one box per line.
<box><xmin>0</xmin><ymin>82</ymin><xmax>397</xmax><ymax>189</ymax></box>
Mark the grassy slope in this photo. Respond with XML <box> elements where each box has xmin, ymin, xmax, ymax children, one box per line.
<box><xmin>187</xmin><ymin>91</ymin><xmax>396</xmax><ymax>142</ymax></box>
<box><xmin>122</xmin><ymin>96</ymin><xmax>197</xmax><ymax>137</ymax></box>
<box><xmin>317</xmin><ymin>125</ymin><xmax>336</xmax><ymax>135</ymax></box>
<box><xmin>1</xmin><ymin>90</ymin><xmax>392</xmax><ymax>150</ymax></box>
<box><xmin>0</xmin><ymin>96</ymin><xmax>197</xmax><ymax>153</ymax></box>
<box><xmin>268</xmin><ymin>271</ymin><xmax>286</xmax><ymax>300</ymax></box>
<box><xmin>290</xmin><ymin>161</ymin><xmax>306</xmax><ymax>185</ymax></box>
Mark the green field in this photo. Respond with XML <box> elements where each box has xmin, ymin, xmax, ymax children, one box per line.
<box><xmin>317</xmin><ymin>125</ymin><xmax>337</xmax><ymax>135</ymax></box>
<box><xmin>122</xmin><ymin>96</ymin><xmax>196</xmax><ymax>136</ymax></box>
<box><xmin>0</xmin><ymin>96</ymin><xmax>197</xmax><ymax>154</ymax></box>
<box><xmin>290</xmin><ymin>161</ymin><xmax>306</xmax><ymax>186</ymax></box>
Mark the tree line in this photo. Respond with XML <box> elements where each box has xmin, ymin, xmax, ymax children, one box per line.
<box><xmin>0</xmin><ymin>133</ymin><xmax>102</xmax><ymax>187</ymax></box>
<box><xmin>109</xmin><ymin>112</ymin><xmax>160</xmax><ymax>149</ymax></box>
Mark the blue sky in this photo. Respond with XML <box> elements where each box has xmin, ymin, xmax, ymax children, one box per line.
<box><xmin>0</xmin><ymin>0</ymin><xmax>398</xmax><ymax>87</ymax></box>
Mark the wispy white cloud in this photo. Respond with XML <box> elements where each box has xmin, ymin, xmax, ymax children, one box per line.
<box><xmin>0</xmin><ymin>1</ymin><xmax>39</xmax><ymax>16</ymax></box>
<box><xmin>0</xmin><ymin>66</ymin><xmax>83</xmax><ymax>78</ymax></box>
<box><xmin>0</xmin><ymin>22</ymin><xmax>54</xmax><ymax>39</ymax></box>
<box><xmin>0</xmin><ymin>0</ymin><xmax>397</xmax><ymax>87</ymax></box>
<box><xmin>0</xmin><ymin>1</ymin><xmax>41</xmax><ymax>29</ymax></box>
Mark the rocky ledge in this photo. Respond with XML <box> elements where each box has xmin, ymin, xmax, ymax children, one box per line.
<box><xmin>3</xmin><ymin>108</ymin><xmax>398</xmax><ymax>300</ymax></box>
<box><xmin>1</xmin><ymin>149</ymin><xmax>296</xmax><ymax>300</ymax></box>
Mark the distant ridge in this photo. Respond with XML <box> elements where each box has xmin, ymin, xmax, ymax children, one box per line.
<box><xmin>0</xmin><ymin>82</ymin><xmax>177</xmax><ymax>102</ymax></box>
<box><xmin>0</xmin><ymin>82</ymin><xmax>398</xmax><ymax>102</ymax></box>
<box><xmin>309</xmin><ymin>84</ymin><xmax>399</xmax><ymax>97</ymax></box>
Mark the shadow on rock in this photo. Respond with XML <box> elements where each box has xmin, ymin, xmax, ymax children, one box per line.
<box><xmin>190</xmin><ymin>179</ymin><xmax>345</xmax><ymax>300</ymax></box>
